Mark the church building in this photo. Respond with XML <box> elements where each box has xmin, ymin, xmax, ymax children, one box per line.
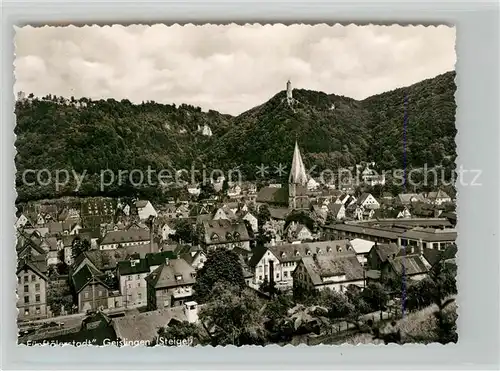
<box><xmin>288</xmin><ymin>141</ymin><xmax>310</xmax><ymax>210</ymax></box>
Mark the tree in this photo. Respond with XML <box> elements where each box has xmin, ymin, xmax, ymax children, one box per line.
<box><xmin>71</xmin><ymin>238</ymin><xmax>90</xmax><ymax>260</ymax></box>
<box><xmin>360</xmin><ymin>282</ymin><xmax>390</xmax><ymax>313</ymax></box>
<box><xmin>193</xmin><ymin>248</ymin><xmax>246</xmax><ymax>303</ymax></box>
<box><xmin>199</xmin><ymin>283</ymin><xmax>267</xmax><ymax>346</ymax></box>
<box><xmin>47</xmin><ymin>283</ymin><xmax>74</xmax><ymax>316</ymax></box>
<box><xmin>171</xmin><ymin>219</ymin><xmax>197</xmax><ymax>244</ymax></box>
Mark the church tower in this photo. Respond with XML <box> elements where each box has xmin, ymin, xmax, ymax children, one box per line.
<box><xmin>288</xmin><ymin>141</ymin><xmax>310</xmax><ymax>210</ymax></box>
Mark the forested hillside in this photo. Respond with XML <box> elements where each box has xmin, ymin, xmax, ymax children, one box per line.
<box><xmin>14</xmin><ymin>71</ymin><xmax>456</xmax><ymax>202</ymax></box>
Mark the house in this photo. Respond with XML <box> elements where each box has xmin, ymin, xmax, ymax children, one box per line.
<box><xmin>117</xmin><ymin>255</ymin><xmax>150</xmax><ymax>308</ymax></box>
<box><xmin>159</xmin><ymin>221</ymin><xmax>177</xmax><ymax>241</ymax></box>
<box><xmin>349</xmin><ymin>238</ymin><xmax>376</xmax><ymax>267</ymax></box>
<box><xmin>346</xmin><ymin>204</ymin><xmax>364</xmax><ymax>220</ymax></box>
<box><xmin>135</xmin><ymin>200</ymin><xmax>158</xmax><ymax>221</ymax></box>
<box><xmin>285</xmin><ymin>222</ymin><xmax>313</xmax><ymax>242</ymax></box>
<box><xmin>212</xmin><ymin>205</ymin><xmax>237</xmax><ymax>222</ymax></box>
<box><xmin>366</xmin><ymin>242</ymin><xmax>400</xmax><ymax>271</ymax></box>
<box><xmin>202</xmin><ymin>219</ymin><xmax>251</xmax><ymax>251</ymax></box>
<box><xmin>15</xmin><ymin>213</ymin><xmax>31</xmax><ymax>229</ymax></box>
<box><xmin>227</xmin><ymin>184</ymin><xmax>242</xmax><ymax>197</ymax></box>
<box><xmin>307</xmin><ymin>177</ymin><xmax>320</xmax><ymax>191</ymax></box>
<box><xmin>241</xmin><ymin>211</ymin><xmax>258</xmax><ymax>233</ymax></box>
<box><xmin>17</xmin><ymin>258</ymin><xmax>49</xmax><ymax>320</ymax></box>
<box><xmin>248</xmin><ymin>240</ymin><xmax>353</xmax><ymax>290</ymax></box>
<box><xmin>328</xmin><ymin>203</ymin><xmax>346</xmax><ymax>221</ymax></box>
<box><xmin>382</xmin><ymin>253</ymin><xmax>432</xmax><ymax>281</ymax></box>
<box><xmin>356</xmin><ymin>193</ymin><xmax>380</xmax><ymax>210</ymax></box>
<box><xmin>176</xmin><ymin>246</ymin><xmax>207</xmax><ymax>271</ymax></box>
<box><xmin>186</xmin><ymin>184</ymin><xmax>201</xmax><ymax>196</ymax></box>
<box><xmin>145</xmin><ymin>258</ymin><xmax>196</xmax><ymax>310</ymax></box>
<box><xmin>71</xmin><ymin>259</ymin><xmax>121</xmax><ymax>313</ymax></box>
<box><xmin>426</xmin><ymin>190</ymin><xmax>452</xmax><ymax>206</ymax></box>
<box><xmin>293</xmin><ymin>250</ymin><xmax>365</xmax><ymax>294</ymax></box>
<box><xmin>80</xmin><ymin>198</ymin><xmax>116</xmax><ymax>228</ymax></box>
<box><xmin>99</xmin><ymin>228</ymin><xmax>151</xmax><ymax>250</ymax></box>
<box><xmin>396</xmin><ymin>193</ymin><xmax>425</xmax><ymax>205</ymax></box>
<box><xmin>396</xmin><ymin>206</ymin><xmax>412</xmax><ymax>219</ymax></box>
<box><xmin>256</xmin><ymin>186</ymin><xmax>289</xmax><ymax>208</ymax></box>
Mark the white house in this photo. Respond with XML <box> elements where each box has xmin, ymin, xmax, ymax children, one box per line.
<box><xmin>249</xmin><ymin>240</ymin><xmax>354</xmax><ymax>291</ymax></box>
<box><xmin>356</xmin><ymin>193</ymin><xmax>380</xmax><ymax>210</ymax></box>
<box><xmin>187</xmin><ymin>184</ymin><xmax>201</xmax><ymax>196</ymax></box>
<box><xmin>123</xmin><ymin>204</ymin><xmax>131</xmax><ymax>216</ymax></box>
<box><xmin>15</xmin><ymin>214</ymin><xmax>30</xmax><ymax>229</ymax></box>
<box><xmin>307</xmin><ymin>177</ymin><xmax>320</xmax><ymax>191</ymax></box>
<box><xmin>349</xmin><ymin>238</ymin><xmax>376</xmax><ymax>266</ymax></box>
<box><xmin>135</xmin><ymin>200</ymin><xmax>158</xmax><ymax>221</ymax></box>
<box><xmin>227</xmin><ymin>184</ymin><xmax>242</xmax><ymax>197</ymax></box>
<box><xmin>160</xmin><ymin>222</ymin><xmax>177</xmax><ymax>241</ymax></box>
<box><xmin>242</xmin><ymin>212</ymin><xmax>258</xmax><ymax>233</ymax></box>
<box><xmin>69</xmin><ymin>223</ymin><xmax>82</xmax><ymax>235</ymax></box>
<box><xmin>397</xmin><ymin>206</ymin><xmax>412</xmax><ymax>219</ymax></box>
<box><xmin>293</xmin><ymin>252</ymin><xmax>365</xmax><ymax>293</ymax></box>
<box><xmin>427</xmin><ymin>190</ymin><xmax>452</xmax><ymax>206</ymax></box>
<box><xmin>286</xmin><ymin>222</ymin><xmax>313</xmax><ymax>242</ymax></box>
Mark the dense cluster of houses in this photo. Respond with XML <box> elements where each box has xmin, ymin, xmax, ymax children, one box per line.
<box><xmin>15</xmin><ymin>142</ymin><xmax>457</xmax><ymax>328</ymax></box>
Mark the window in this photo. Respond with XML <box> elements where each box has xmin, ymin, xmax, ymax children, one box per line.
<box><xmin>284</xmin><ymin>272</ymin><xmax>288</xmax><ymax>278</ymax></box>
<box><xmin>24</xmin><ymin>285</ymin><xmax>29</xmax><ymax>293</ymax></box>
<box><xmin>137</xmin><ymin>282</ymin><xmax>140</xmax><ymax>287</ymax></box>
<box><xmin>31</xmin><ymin>275</ymin><xmax>36</xmax><ymax>282</ymax></box>
<box><xmin>175</xmin><ymin>274</ymin><xmax>182</xmax><ymax>281</ymax></box>
<box><xmin>36</xmin><ymin>307</ymin><xmax>41</xmax><ymax>314</ymax></box>
<box><xmin>35</xmin><ymin>294</ymin><xmax>40</xmax><ymax>302</ymax></box>
<box><xmin>136</xmin><ymin>275</ymin><xmax>140</xmax><ymax>280</ymax></box>
<box><xmin>35</xmin><ymin>283</ymin><xmax>40</xmax><ymax>291</ymax></box>
<box><xmin>259</xmin><ymin>276</ymin><xmax>262</xmax><ymax>280</ymax></box>
<box><xmin>84</xmin><ymin>292</ymin><xmax>89</xmax><ymax>299</ymax></box>
<box><xmin>98</xmin><ymin>290</ymin><xmax>103</xmax><ymax>297</ymax></box>
<box><xmin>128</xmin><ymin>284</ymin><xmax>131</xmax><ymax>289</ymax></box>
<box><xmin>24</xmin><ymin>309</ymin><xmax>29</xmax><ymax>316</ymax></box>
<box><xmin>127</xmin><ymin>276</ymin><xmax>132</xmax><ymax>281</ymax></box>
<box><xmin>24</xmin><ymin>296</ymin><xmax>29</xmax><ymax>304</ymax></box>
<box><xmin>23</xmin><ymin>275</ymin><xmax>29</xmax><ymax>283</ymax></box>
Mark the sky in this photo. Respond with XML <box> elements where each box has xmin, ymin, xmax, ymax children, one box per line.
<box><xmin>14</xmin><ymin>24</ymin><xmax>456</xmax><ymax>116</ymax></box>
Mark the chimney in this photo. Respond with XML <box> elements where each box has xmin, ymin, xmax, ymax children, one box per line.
<box><xmin>184</xmin><ymin>301</ymin><xmax>199</xmax><ymax>323</ymax></box>
<box><xmin>165</xmin><ymin>258</ymin><xmax>170</xmax><ymax>266</ymax></box>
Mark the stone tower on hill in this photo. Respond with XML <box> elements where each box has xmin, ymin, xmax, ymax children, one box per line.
<box><xmin>288</xmin><ymin>141</ymin><xmax>310</xmax><ymax>210</ymax></box>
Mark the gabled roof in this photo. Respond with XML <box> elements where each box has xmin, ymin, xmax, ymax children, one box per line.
<box><xmin>117</xmin><ymin>257</ymin><xmax>150</xmax><ymax>276</ymax></box>
<box><xmin>388</xmin><ymin>254</ymin><xmax>430</xmax><ymax>276</ymax></box>
<box><xmin>71</xmin><ymin>264</ymin><xmax>109</xmax><ymax>293</ymax></box>
<box><xmin>248</xmin><ymin>240</ymin><xmax>353</xmax><ymax>267</ymax></box>
<box><xmin>145</xmin><ymin>251</ymin><xmax>178</xmax><ymax>267</ymax></box>
<box><xmin>203</xmin><ymin>219</ymin><xmax>250</xmax><ymax>245</ymax></box>
<box><xmin>256</xmin><ymin>187</ymin><xmax>288</xmax><ymax>205</ymax></box>
<box><xmin>145</xmin><ymin>259</ymin><xmax>196</xmax><ymax>289</ymax></box>
<box><xmin>371</xmin><ymin>242</ymin><xmax>400</xmax><ymax>262</ymax></box>
<box><xmin>100</xmin><ymin>228</ymin><xmax>150</xmax><ymax>245</ymax></box>
<box><xmin>299</xmin><ymin>253</ymin><xmax>364</xmax><ymax>285</ymax></box>
<box><xmin>268</xmin><ymin>207</ymin><xmax>289</xmax><ymax>220</ymax></box>
<box><xmin>135</xmin><ymin>200</ymin><xmax>150</xmax><ymax>208</ymax></box>
<box><xmin>17</xmin><ymin>258</ymin><xmax>49</xmax><ymax>281</ymax></box>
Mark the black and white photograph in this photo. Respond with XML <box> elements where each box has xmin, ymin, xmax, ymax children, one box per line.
<box><xmin>14</xmin><ymin>23</ymin><xmax>458</xmax><ymax>347</ymax></box>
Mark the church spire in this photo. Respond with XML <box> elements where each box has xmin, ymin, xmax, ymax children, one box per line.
<box><xmin>289</xmin><ymin>141</ymin><xmax>308</xmax><ymax>186</ymax></box>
